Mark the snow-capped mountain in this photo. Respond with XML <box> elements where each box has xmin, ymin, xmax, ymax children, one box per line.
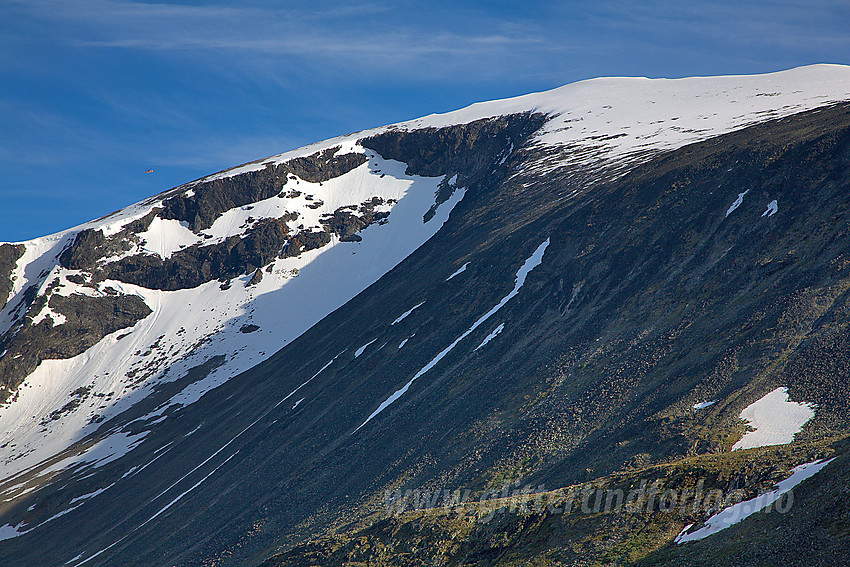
<box><xmin>1</xmin><ymin>64</ymin><xmax>850</xmax><ymax>566</ymax></box>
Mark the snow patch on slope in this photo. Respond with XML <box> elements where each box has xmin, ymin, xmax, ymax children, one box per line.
<box><xmin>137</xmin><ymin>218</ymin><xmax>200</xmax><ymax>258</ymax></box>
<box><xmin>761</xmin><ymin>200</ymin><xmax>778</xmax><ymax>217</ymax></box>
<box><xmin>731</xmin><ymin>387</ymin><xmax>815</xmax><ymax>451</ymax></box>
<box><xmin>446</xmin><ymin>262</ymin><xmax>469</xmax><ymax>281</ymax></box>
<box><xmin>355</xmin><ymin>339</ymin><xmax>377</xmax><ymax>358</ymax></box>
<box><xmin>725</xmin><ymin>189</ymin><xmax>749</xmax><ymax>217</ymax></box>
<box><xmin>474</xmin><ymin>323</ymin><xmax>504</xmax><ymax>351</ymax></box>
<box><xmin>675</xmin><ymin>458</ymin><xmax>834</xmax><ymax>543</ymax></box>
<box><xmin>392</xmin><ymin>302</ymin><xmax>424</xmax><ymax>325</ymax></box>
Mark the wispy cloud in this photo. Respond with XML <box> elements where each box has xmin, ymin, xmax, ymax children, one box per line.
<box><xmin>579</xmin><ymin>0</ymin><xmax>850</xmax><ymax>57</ymax></box>
<box><xmin>4</xmin><ymin>0</ymin><xmax>564</xmax><ymax>81</ymax></box>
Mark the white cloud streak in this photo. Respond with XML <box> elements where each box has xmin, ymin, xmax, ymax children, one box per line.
<box><xmin>5</xmin><ymin>0</ymin><xmax>560</xmax><ymax>80</ymax></box>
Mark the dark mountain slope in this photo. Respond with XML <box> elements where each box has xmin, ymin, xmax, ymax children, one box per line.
<box><xmin>253</xmin><ymin>101</ymin><xmax>850</xmax><ymax>566</ymax></box>
<box><xmin>251</xmin><ymin>101</ymin><xmax>850</xmax><ymax>565</ymax></box>
<box><xmin>0</xmin><ymin>99</ymin><xmax>847</xmax><ymax>567</ymax></box>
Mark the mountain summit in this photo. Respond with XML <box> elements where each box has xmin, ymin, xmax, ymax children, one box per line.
<box><xmin>2</xmin><ymin>65</ymin><xmax>850</xmax><ymax>566</ymax></box>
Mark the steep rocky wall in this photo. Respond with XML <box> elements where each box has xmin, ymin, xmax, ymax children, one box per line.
<box><xmin>59</xmin><ymin>210</ymin><xmax>159</xmax><ymax>271</ymax></box>
<box><xmin>363</xmin><ymin>113</ymin><xmax>547</xmax><ymax>221</ymax></box>
<box><xmin>160</xmin><ymin>146</ymin><xmax>367</xmax><ymax>232</ymax></box>
<box><xmin>361</xmin><ymin>113</ymin><xmax>546</xmax><ymax>181</ymax></box>
<box><xmin>0</xmin><ymin>243</ymin><xmax>25</xmax><ymax>310</ymax></box>
<box><xmin>98</xmin><ymin>215</ymin><xmax>297</xmax><ymax>290</ymax></box>
<box><xmin>0</xmin><ymin>293</ymin><xmax>151</xmax><ymax>400</ymax></box>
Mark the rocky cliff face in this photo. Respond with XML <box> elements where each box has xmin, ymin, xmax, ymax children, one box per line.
<box><xmin>157</xmin><ymin>146</ymin><xmax>367</xmax><ymax>232</ymax></box>
<box><xmin>0</xmin><ymin>244</ymin><xmax>24</xmax><ymax>311</ymax></box>
<box><xmin>0</xmin><ymin>66</ymin><xmax>849</xmax><ymax>567</ymax></box>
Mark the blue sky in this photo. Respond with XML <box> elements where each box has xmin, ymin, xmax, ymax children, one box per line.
<box><xmin>2</xmin><ymin>0</ymin><xmax>848</xmax><ymax>241</ymax></box>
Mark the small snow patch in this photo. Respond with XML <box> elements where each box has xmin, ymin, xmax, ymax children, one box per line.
<box><xmin>731</xmin><ymin>387</ymin><xmax>815</xmax><ymax>450</ymax></box>
<box><xmin>392</xmin><ymin>302</ymin><xmax>424</xmax><ymax>325</ymax></box>
<box><xmin>446</xmin><ymin>262</ymin><xmax>469</xmax><ymax>281</ymax></box>
<box><xmin>725</xmin><ymin>189</ymin><xmax>749</xmax><ymax>218</ymax></box>
<box><xmin>693</xmin><ymin>400</ymin><xmax>716</xmax><ymax>410</ymax></box>
<box><xmin>0</xmin><ymin>522</ymin><xmax>27</xmax><ymax>542</ymax></box>
<box><xmin>474</xmin><ymin>323</ymin><xmax>504</xmax><ymax>351</ymax></box>
<box><xmin>761</xmin><ymin>199</ymin><xmax>778</xmax><ymax>217</ymax></box>
<box><xmin>354</xmin><ymin>339</ymin><xmax>377</xmax><ymax>358</ymax></box>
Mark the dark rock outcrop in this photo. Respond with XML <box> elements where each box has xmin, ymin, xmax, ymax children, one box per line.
<box><xmin>59</xmin><ymin>229</ymin><xmax>107</xmax><ymax>270</ymax></box>
<box><xmin>94</xmin><ymin>196</ymin><xmax>397</xmax><ymax>292</ymax></box>
<box><xmin>54</xmin><ymin>147</ymin><xmax>376</xmax><ymax>293</ymax></box>
<box><xmin>362</xmin><ymin>112</ymin><xmax>546</xmax><ymax>220</ymax></box>
<box><xmin>64</xmin><ymin>197</ymin><xmax>391</xmax><ymax>292</ymax></box>
<box><xmin>319</xmin><ymin>197</ymin><xmax>391</xmax><ymax>239</ymax></box>
<box><xmin>100</xmin><ymin>216</ymin><xmax>295</xmax><ymax>291</ymax></box>
<box><xmin>279</xmin><ymin>230</ymin><xmax>331</xmax><ymax>259</ymax></box>
<box><xmin>247</xmin><ymin>268</ymin><xmax>263</xmax><ymax>287</ymax></box>
<box><xmin>0</xmin><ymin>293</ymin><xmax>151</xmax><ymax>399</ymax></box>
<box><xmin>161</xmin><ymin>146</ymin><xmax>367</xmax><ymax>232</ymax></box>
<box><xmin>285</xmin><ymin>146</ymin><xmax>368</xmax><ymax>184</ymax></box>
<box><xmin>361</xmin><ymin>114</ymin><xmax>545</xmax><ymax>180</ymax></box>
<box><xmin>58</xmin><ymin>211</ymin><xmax>159</xmax><ymax>271</ymax></box>
<box><xmin>0</xmin><ymin>243</ymin><xmax>25</xmax><ymax>310</ymax></box>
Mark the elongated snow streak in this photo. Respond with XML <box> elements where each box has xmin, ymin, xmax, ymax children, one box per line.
<box><xmin>276</xmin><ymin>351</ymin><xmax>345</xmax><ymax>407</ymax></box>
<box><xmin>121</xmin><ymin>442</ymin><xmax>175</xmax><ymax>481</ymax></box>
<box><xmin>3</xmin><ymin>479</ymin><xmax>119</xmax><ymax>542</ymax></box>
<box><xmin>68</xmin><ymin>454</ymin><xmax>236</xmax><ymax>567</ymax></box>
<box><xmin>67</xmin><ymin>537</ymin><xmax>127</xmax><ymax>566</ymax></box>
<box><xmin>148</xmin><ymin>415</ymin><xmax>264</xmax><ymax>504</ymax></box>
<box><xmin>675</xmin><ymin>458</ymin><xmax>834</xmax><ymax>543</ymax></box>
<box><xmin>446</xmin><ymin>262</ymin><xmax>469</xmax><ymax>281</ymax></box>
<box><xmin>148</xmin><ymin>353</ymin><xmax>342</xmax><ymax>504</ymax></box>
<box><xmin>474</xmin><ymin>323</ymin><xmax>504</xmax><ymax>351</ymax></box>
<box><xmin>141</xmin><ymin>451</ymin><xmax>239</xmax><ymax>527</ymax></box>
<box><xmin>725</xmin><ymin>189</ymin><xmax>749</xmax><ymax>217</ymax></box>
<box><xmin>392</xmin><ymin>302</ymin><xmax>425</xmax><ymax>325</ymax></box>
<box><xmin>354</xmin><ymin>339</ymin><xmax>377</xmax><ymax>358</ymax></box>
<box><xmin>354</xmin><ymin>239</ymin><xmax>549</xmax><ymax>432</ymax></box>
